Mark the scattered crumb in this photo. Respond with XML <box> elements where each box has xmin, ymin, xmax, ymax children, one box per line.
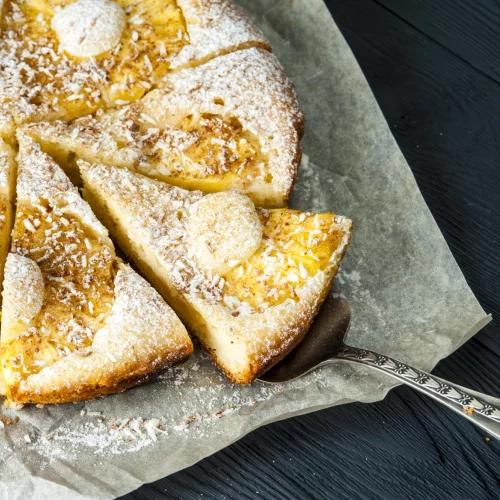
<box><xmin>185</xmin><ymin>415</ymin><xmax>196</xmax><ymax>425</ymax></box>
<box><xmin>0</xmin><ymin>416</ymin><xmax>19</xmax><ymax>425</ymax></box>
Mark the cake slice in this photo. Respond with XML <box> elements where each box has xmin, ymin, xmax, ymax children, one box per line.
<box><xmin>0</xmin><ymin>139</ymin><xmax>16</xmax><ymax>302</ymax></box>
<box><xmin>80</xmin><ymin>162</ymin><xmax>352</xmax><ymax>384</ymax></box>
<box><xmin>22</xmin><ymin>48</ymin><xmax>304</xmax><ymax>207</ymax></box>
<box><xmin>0</xmin><ymin>0</ymin><xmax>270</xmax><ymax>138</ymax></box>
<box><xmin>0</xmin><ymin>135</ymin><xmax>193</xmax><ymax>405</ymax></box>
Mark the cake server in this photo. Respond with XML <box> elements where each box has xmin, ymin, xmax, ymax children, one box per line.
<box><xmin>259</xmin><ymin>294</ymin><xmax>500</xmax><ymax>439</ymax></box>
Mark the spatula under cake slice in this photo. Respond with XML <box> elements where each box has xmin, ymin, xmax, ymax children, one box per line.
<box><xmin>80</xmin><ymin>161</ymin><xmax>352</xmax><ymax>384</ymax></box>
<box><xmin>0</xmin><ymin>135</ymin><xmax>193</xmax><ymax>405</ymax></box>
<box><xmin>22</xmin><ymin>48</ymin><xmax>304</xmax><ymax>207</ymax></box>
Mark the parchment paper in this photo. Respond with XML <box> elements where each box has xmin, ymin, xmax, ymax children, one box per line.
<box><xmin>0</xmin><ymin>1</ymin><xmax>490</xmax><ymax>498</ymax></box>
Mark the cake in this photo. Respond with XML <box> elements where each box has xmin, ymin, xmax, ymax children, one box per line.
<box><xmin>80</xmin><ymin>161</ymin><xmax>352</xmax><ymax>384</ymax></box>
<box><xmin>0</xmin><ymin>0</ymin><xmax>270</xmax><ymax>138</ymax></box>
<box><xmin>0</xmin><ymin>0</ymin><xmax>353</xmax><ymax>396</ymax></box>
<box><xmin>0</xmin><ymin>134</ymin><xmax>193</xmax><ymax>404</ymax></box>
<box><xmin>21</xmin><ymin>48</ymin><xmax>304</xmax><ymax>206</ymax></box>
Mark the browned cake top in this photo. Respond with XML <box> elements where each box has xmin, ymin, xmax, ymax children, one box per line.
<box><xmin>0</xmin><ymin>0</ymin><xmax>269</xmax><ymax>130</ymax></box>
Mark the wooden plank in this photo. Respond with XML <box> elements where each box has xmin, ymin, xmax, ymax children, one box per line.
<box><xmin>377</xmin><ymin>0</ymin><xmax>500</xmax><ymax>84</ymax></box>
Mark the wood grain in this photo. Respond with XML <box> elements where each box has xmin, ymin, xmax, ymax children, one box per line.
<box><xmin>123</xmin><ymin>1</ymin><xmax>500</xmax><ymax>498</ymax></box>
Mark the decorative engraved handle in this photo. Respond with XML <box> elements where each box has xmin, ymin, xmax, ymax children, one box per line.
<box><xmin>337</xmin><ymin>345</ymin><xmax>500</xmax><ymax>438</ymax></box>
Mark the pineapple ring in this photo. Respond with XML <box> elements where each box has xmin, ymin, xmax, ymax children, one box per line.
<box><xmin>187</xmin><ymin>192</ymin><xmax>262</xmax><ymax>276</ymax></box>
<box><xmin>52</xmin><ymin>0</ymin><xmax>126</xmax><ymax>58</ymax></box>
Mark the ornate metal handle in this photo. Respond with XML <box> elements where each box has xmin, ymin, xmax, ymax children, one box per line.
<box><xmin>337</xmin><ymin>345</ymin><xmax>500</xmax><ymax>439</ymax></box>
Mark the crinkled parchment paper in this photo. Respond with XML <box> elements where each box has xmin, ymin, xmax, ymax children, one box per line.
<box><xmin>0</xmin><ymin>1</ymin><xmax>490</xmax><ymax>498</ymax></box>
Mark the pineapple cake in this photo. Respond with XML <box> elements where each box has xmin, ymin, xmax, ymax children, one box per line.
<box><xmin>80</xmin><ymin>161</ymin><xmax>352</xmax><ymax>385</ymax></box>
<box><xmin>22</xmin><ymin>48</ymin><xmax>304</xmax><ymax>206</ymax></box>
<box><xmin>0</xmin><ymin>139</ymin><xmax>16</xmax><ymax>300</ymax></box>
<box><xmin>0</xmin><ymin>0</ymin><xmax>270</xmax><ymax>138</ymax></box>
<box><xmin>0</xmin><ymin>134</ymin><xmax>193</xmax><ymax>405</ymax></box>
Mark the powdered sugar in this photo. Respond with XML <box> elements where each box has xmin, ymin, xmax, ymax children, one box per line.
<box><xmin>52</xmin><ymin>0</ymin><xmax>126</xmax><ymax>58</ymax></box>
<box><xmin>171</xmin><ymin>0</ymin><xmax>270</xmax><ymax>69</ymax></box>
<box><xmin>2</xmin><ymin>254</ymin><xmax>44</xmax><ymax>326</ymax></box>
<box><xmin>24</xmin><ymin>351</ymin><xmax>286</xmax><ymax>459</ymax></box>
<box><xmin>187</xmin><ymin>191</ymin><xmax>263</xmax><ymax>275</ymax></box>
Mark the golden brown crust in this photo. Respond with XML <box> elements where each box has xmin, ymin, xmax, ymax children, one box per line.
<box><xmin>7</xmin><ymin>344</ymin><xmax>193</xmax><ymax>405</ymax></box>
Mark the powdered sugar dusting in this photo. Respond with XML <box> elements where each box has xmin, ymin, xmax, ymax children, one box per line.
<box><xmin>24</xmin><ymin>351</ymin><xmax>286</xmax><ymax>459</ymax></box>
<box><xmin>2</xmin><ymin>254</ymin><xmax>44</xmax><ymax>326</ymax></box>
<box><xmin>171</xmin><ymin>0</ymin><xmax>270</xmax><ymax>69</ymax></box>
<box><xmin>187</xmin><ymin>191</ymin><xmax>263</xmax><ymax>275</ymax></box>
<box><xmin>16</xmin><ymin>133</ymin><xmax>108</xmax><ymax>240</ymax></box>
<box><xmin>52</xmin><ymin>0</ymin><xmax>126</xmax><ymax>58</ymax></box>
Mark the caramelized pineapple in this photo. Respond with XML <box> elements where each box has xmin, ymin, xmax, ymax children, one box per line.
<box><xmin>80</xmin><ymin>162</ymin><xmax>352</xmax><ymax>385</ymax></box>
<box><xmin>224</xmin><ymin>210</ymin><xmax>346</xmax><ymax>310</ymax></box>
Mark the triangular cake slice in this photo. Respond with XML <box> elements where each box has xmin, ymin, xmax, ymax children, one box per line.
<box><xmin>22</xmin><ymin>48</ymin><xmax>304</xmax><ymax>207</ymax></box>
<box><xmin>0</xmin><ymin>139</ymin><xmax>16</xmax><ymax>300</ymax></box>
<box><xmin>0</xmin><ymin>0</ymin><xmax>270</xmax><ymax>138</ymax></box>
<box><xmin>81</xmin><ymin>162</ymin><xmax>352</xmax><ymax>384</ymax></box>
<box><xmin>0</xmin><ymin>135</ymin><xmax>193</xmax><ymax>405</ymax></box>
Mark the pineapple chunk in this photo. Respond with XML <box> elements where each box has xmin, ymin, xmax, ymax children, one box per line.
<box><xmin>130</xmin><ymin>112</ymin><xmax>269</xmax><ymax>193</ymax></box>
<box><xmin>224</xmin><ymin>210</ymin><xmax>345</xmax><ymax>310</ymax></box>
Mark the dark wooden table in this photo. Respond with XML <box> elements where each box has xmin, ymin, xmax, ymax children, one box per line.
<box><xmin>123</xmin><ymin>1</ymin><xmax>500</xmax><ymax>498</ymax></box>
